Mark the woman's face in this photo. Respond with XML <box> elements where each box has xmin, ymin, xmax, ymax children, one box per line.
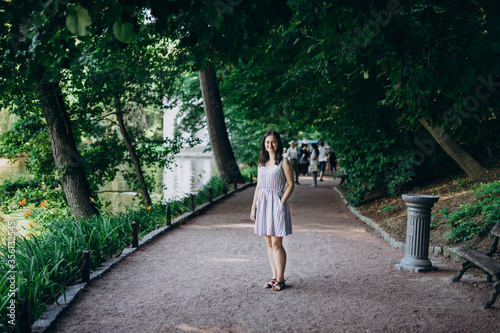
<box><xmin>265</xmin><ymin>135</ymin><xmax>278</xmax><ymax>153</ymax></box>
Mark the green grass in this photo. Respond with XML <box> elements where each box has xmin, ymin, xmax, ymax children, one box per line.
<box><xmin>0</xmin><ymin>175</ymin><xmax>230</xmax><ymax>330</ymax></box>
<box><xmin>379</xmin><ymin>204</ymin><xmax>401</xmax><ymax>213</ymax></box>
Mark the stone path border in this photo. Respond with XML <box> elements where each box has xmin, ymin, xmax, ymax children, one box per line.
<box><xmin>31</xmin><ymin>183</ymin><xmax>255</xmax><ymax>333</ymax></box>
<box><xmin>333</xmin><ymin>186</ymin><xmax>456</xmax><ymax>259</ymax></box>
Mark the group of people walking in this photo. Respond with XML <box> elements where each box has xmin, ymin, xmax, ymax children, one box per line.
<box><xmin>285</xmin><ymin>140</ymin><xmax>337</xmax><ymax>187</ymax></box>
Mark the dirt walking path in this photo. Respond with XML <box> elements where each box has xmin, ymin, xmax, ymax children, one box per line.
<box><xmin>47</xmin><ymin>176</ymin><xmax>500</xmax><ymax>333</ymax></box>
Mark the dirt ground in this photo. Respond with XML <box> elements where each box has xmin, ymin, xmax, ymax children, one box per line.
<box><xmin>357</xmin><ymin>167</ymin><xmax>500</xmax><ymax>252</ymax></box>
<box><xmin>46</xmin><ymin>175</ymin><xmax>500</xmax><ymax>333</ymax></box>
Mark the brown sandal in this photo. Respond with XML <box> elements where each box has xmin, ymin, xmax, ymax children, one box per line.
<box><xmin>264</xmin><ymin>279</ymin><xmax>276</xmax><ymax>289</ymax></box>
<box><xmin>272</xmin><ymin>280</ymin><xmax>285</xmax><ymax>291</ymax></box>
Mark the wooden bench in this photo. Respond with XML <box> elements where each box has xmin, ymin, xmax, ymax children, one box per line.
<box><xmin>451</xmin><ymin>221</ymin><xmax>500</xmax><ymax>309</ymax></box>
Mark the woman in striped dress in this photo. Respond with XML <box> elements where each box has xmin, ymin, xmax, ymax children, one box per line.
<box><xmin>250</xmin><ymin>131</ymin><xmax>295</xmax><ymax>291</ymax></box>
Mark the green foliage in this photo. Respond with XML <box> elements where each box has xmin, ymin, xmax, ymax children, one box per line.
<box><xmin>194</xmin><ymin>176</ymin><xmax>227</xmax><ymax>207</ymax></box>
<box><xmin>326</xmin><ymin>75</ymin><xmax>415</xmax><ymax>205</ymax></box>
<box><xmin>1</xmin><ymin>0</ymin><xmax>192</xmax><ymax>215</ymax></box>
<box><xmin>439</xmin><ymin>207</ymin><xmax>450</xmax><ymax>218</ymax></box>
<box><xmin>0</xmin><ymin>107</ymin><xmax>55</xmax><ymax>177</ymax></box>
<box><xmin>0</xmin><ymin>178</ymin><xmax>66</xmax><ymax>214</ymax></box>
<box><xmin>121</xmin><ymin>136</ymin><xmax>200</xmax><ymax>199</ymax></box>
<box><xmin>0</xmin><ymin>213</ymin><xmax>133</xmax><ymax>328</ymax></box>
<box><xmin>240</xmin><ymin>165</ymin><xmax>258</xmax><ymax>182</ymax></box>
<box><xmin>380</xmin><ymin>204</ymin><xmax>401</xmax><ymax>213</ymax></box>
<box><xmin>0</xmin><ymin>20</ymin><xmax>192</xmax><ymax>209</ymax></box>
<box><xmin>336</xmin><ymin>131</ymin><xmax>414</xmax><ymax>206</ymax></box>
<box><xmin>278</xmin><ymin>0</ymin><xmax>499</xmax><ymax>200</ymax></box>
<box><xmin>2</xmin><ymin>0</ymin><xmax>500</xmax><ymax>219</ymax></box>
<box><xmin>66</xmin><ymin>5</ymin><xmax>92</xmax><ymax>36</ymax></box>
<box><xmin>112</xmin><ymin>21</ymin><xmax>136</xmax><ymax>43</ymax></box>
<box><xmin>215</xmin><ymin>11</ymin><xmax>419</xmax><ymax>199</ymax></box>
<box><xmin>444</xmin><ymin>180</ymin><xmax>500</xmax><ymax>243</ymax></box>
<box><xmin>172</xmin><ymin>73</ymin><xmax>206</xmax><ymax>136</ymax></box>
<box><xmin>0</xmin><ymin>175</ymin><xmax>227</xmax><ymax>329</ymax></box>
<box><xmin>430</xmin><ymin>219</ymin><xmax>444</xmax><ymax>231</ymax></box>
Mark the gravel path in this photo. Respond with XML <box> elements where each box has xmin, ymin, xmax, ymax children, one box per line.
<box><xmin>47</xmin><ymin>176</ymin><xmax>500</xmax><ymax>333</ymax></box>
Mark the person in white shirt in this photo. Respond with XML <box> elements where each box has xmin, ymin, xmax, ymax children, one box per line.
<box><xmin>318</xmin><ymin>141</ymin><xmax>327</xmax><ymax>181</ymax></box>
<box><xmin>286</xmin><ymin>140</ymin><xmax>300</xmax><ymax>185</ymax></box>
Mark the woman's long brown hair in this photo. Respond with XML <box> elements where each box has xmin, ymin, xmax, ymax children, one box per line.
<box><xmin>258</xmin><ymin>130</ymin><xmax>283</xmax><ymax>166</ymax></box>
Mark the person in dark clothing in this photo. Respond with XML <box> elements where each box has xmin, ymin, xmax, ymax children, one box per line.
<box><xmin>329</xmin><ymin>149</ymin><xmax>337</xmax><ymax>173</ymax></box>
<box><xmin>298</xmin><ymin>144</ymin><xmax>309</xmax><ymax>176</ymax></box>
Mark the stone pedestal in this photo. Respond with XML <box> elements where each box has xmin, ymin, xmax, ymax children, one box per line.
<box><xmin>395</xmin><ymin>194</ymin><xmax>439</xmax><ymax>273</ymax></box>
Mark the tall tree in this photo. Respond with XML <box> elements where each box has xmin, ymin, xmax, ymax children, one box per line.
<box><xmin>113</xmin><ymin>92</ymin><xmax>152</xmax><ymax>206</ymax></box>
<box><xmin>419</xmin><ymin>118</ymin><xmax>485</xmax><ymax>179</ymax></box>
<box><xmin>75</xmin><ymin>23</ymin><xmax>186</xmax><ymax>207</ymax></box>
<box><xmin>0</xmin><ymin>2</ymin><xmax>100</xmax><ymax>218</ymax></box>
<box><xmin>150</xmin><ymin>0</ymin><xmax>291</xmax><ymax>182</ymax></box>
<box><xmin>199</xmin><ymin>66</ymin><xmax>242</xmax><ymax>181</ymax></box>
<box><xmin>1</xmin><ymin>1</ymin><xmax>190</xmax><ymax>212</ymax></box>
<box><xmin>37</xmin><ymin>81</ymin><xmax>99</xmax><ymax>217</ymax></box>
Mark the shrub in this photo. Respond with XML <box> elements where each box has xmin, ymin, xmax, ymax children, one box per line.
<box><xmin>444</xmin><ymin>180</ymin><xmax>500</xmax><ymax>243</ymax></box>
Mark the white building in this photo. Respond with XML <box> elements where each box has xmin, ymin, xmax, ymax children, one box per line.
<box><xmin>162</xmin><ymin>99</ymin><xmax>214</xmax><ymax>201</ymax></box>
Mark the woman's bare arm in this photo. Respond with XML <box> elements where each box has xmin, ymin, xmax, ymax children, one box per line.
<box><xmin>280</xmin><ymin>158</ymin><xmax>295</xmax><ymax>204</ymax></box>
<box><xmin>250</xmin><ymin>174</ymin><xmax>259</xmax><ymax>220</ymax></box>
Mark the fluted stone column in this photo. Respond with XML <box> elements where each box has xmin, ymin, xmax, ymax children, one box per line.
<box><xmin>395</xmin><ymin>194</ymin><xmax>439</xmax><ymax>273</ymax></box>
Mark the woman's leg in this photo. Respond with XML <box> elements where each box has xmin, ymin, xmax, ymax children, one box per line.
<box><xmin>311</xmin><ymin>171</ymin><xmax>317</xmax><ymax>186</ymax></box>
<box><xmin>264</xmin><ymin>235</ymin><xmax>277</xmax><ymax>279</ymax></box>
<box><xmin>271</xmin><ymin>236</ymin><xmax>287</xmax><ymax>282</ymax></box>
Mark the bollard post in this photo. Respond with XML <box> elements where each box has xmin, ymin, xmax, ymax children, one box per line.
<box><xmin>19</xmin><ymin>299</ymin><xmax>32</xmax><ymax>333</ymax></box>
<box><xmin>395</xmin><ymin>194</ymin><xmax>439</xmax><ymax>273</ymax></box>
<box><xmin>82</xmin><ymin>249</ymin><xmax>90</xmax><ymax>283</ymax></box>
<box><xmin>166</xmin><ymin>204</ymin><xmax>171</xmax><ymax>226</ymax></box>
<box><xmin>223</xmin><ymin>182</ymin><xmax>227</xmax><ymax>195</ymax></box>
<box><xmin>234</xmin><ymin>180</ymin><xmax>237</xmax><ymax>190</ymax></box>
<box><xmin>190</xmin><ymin>194</ymin><xmax>195</xmax><ymax>212</ymax></box>
<box><xmin>208</xmin><ymin>188</ymin><xmax>213</xmax><ymax>203</ymax></box>
<box><xmin>250</xmin><ymin>174</ymin><xmax>253</xmax><ymax>183</ymax></box>
<box><xmin>131</xmin><ymin>221</ymin><xmax>139</xmax><ymax>248</ymax></box>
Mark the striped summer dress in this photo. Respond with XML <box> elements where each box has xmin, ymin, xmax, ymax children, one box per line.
<box><xmin>254</xmin><ymin>159</ymin><xmax>292</xmax><ymax>237</ymax></box>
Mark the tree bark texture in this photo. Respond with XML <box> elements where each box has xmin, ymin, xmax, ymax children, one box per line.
<box><xmin>113</xmin><ymin>93</ymin><xmax>152</xmax><ymax>207</ymax></box>
<box><xmin>37</xmin><ymin>82</ymin><xmax>99</xmax><ymax>219</ymax></box>
<box><xmin>198</xmin><ymin>66</ymin><xmax>244</xmax><ymax>183</ymax></box>
<box><xmin>419</xmin><ymin>118</ymin><xmax>485</xmax><ymax>179</ymax></box>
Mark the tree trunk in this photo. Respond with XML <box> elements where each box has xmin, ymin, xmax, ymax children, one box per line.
<box><xmin>419</xmin><ymin>118</ymin><xmax>485</xmax><ymax>179</ymax></box>
<box><xmin>198</xmin><ymin>65</ymin><xmax>244</xmax><ymax>183</ymax></box>
<box><xmin>113</xmin><ymin>92</ymin><xmax>152</xmax><ymax>207</ymax></box>
<box><xmin>37</xmin><ymin>82</ymin><xmax>99</xmax><ymax>219</ymax></box>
